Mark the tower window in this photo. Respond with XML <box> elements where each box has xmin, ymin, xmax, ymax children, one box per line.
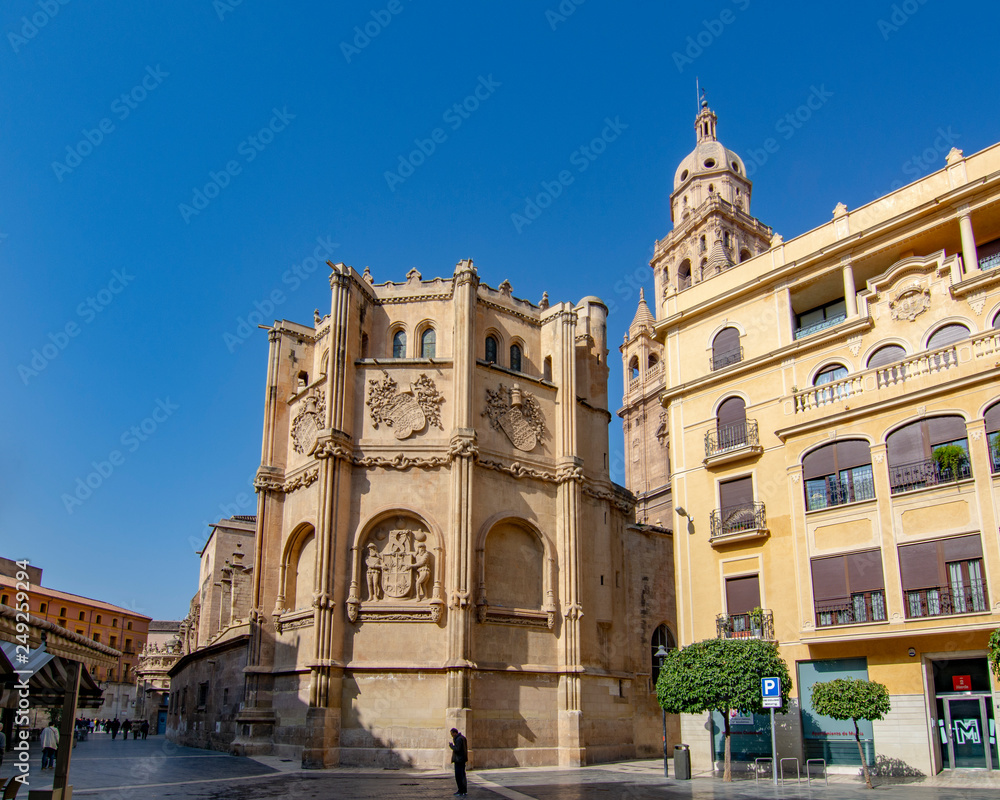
<box><xmin>510</xmin><ymin>344</ymin><xmax>522</xmax><ymax>372</ymax></box>
<box><xmin>420</xmin><ymin>328</ymin><xmax>436</xmax><ymax>359</ymax></box>
<box><xmin>485</xmin><ymin>335</ymin><xmax>498</xmax><ymax>365</ymax></box>
<box><xmin>543</xmin><ymin>356</ymin><xmax>552</xmax><ymax>382</ymax></box>
<box><xmin>704</xmin><ymin>159</ymin><xmax>716</xmax><ymax>169</ymax></box>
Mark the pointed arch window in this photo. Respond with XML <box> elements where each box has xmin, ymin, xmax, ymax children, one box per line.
<box><xmin>420</xmin><ymin>328</ymin><xmax>436</xmax><ymax>359</ymax></box>
<box><xmin>485</xmin><ymin>335</ymin><xmax>498</xmax><ymax>364</ymax></box>
<box><xmin>392</xmin><ymin>330</ymin><xmax>406</xmax><ymax>359</ymax></box>
<box><xmin>510</xmin><ymin>344</ymin><xmax>522</xmax><ymax>372</ymax></box>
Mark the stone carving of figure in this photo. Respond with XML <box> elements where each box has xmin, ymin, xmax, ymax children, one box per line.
<box><xmin>412</xmin><ymin>544</ymin><xmax>432</xmax><ymax>601</ymax></box>
<box><xmin>365</xmin><ymin>543</ymin><xmax>383</xmax><ymax>600</ymax></box>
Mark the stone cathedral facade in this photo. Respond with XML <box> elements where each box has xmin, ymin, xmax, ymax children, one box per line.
<box><xmin>228</xmin><ymin>260</ymin><xmax>675</xmax><ymax>768</ymax></box>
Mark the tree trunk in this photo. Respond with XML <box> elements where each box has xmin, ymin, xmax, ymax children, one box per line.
<box><xmin>855</xmin><ymin>719</ymin><xmax>872</xmax><ymax>789</ymax></box>
<box><xmin>723</xmin><ymin>712</ymin><xmax>732</xmax><ymax>782</ymax></box>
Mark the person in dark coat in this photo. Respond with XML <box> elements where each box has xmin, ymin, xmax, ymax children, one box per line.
<box><xmin>449</xmin><ymin>728</ymin><xmax>468</xmax><ymax>796</ymax></box>
<box><xmin>140</xmin><ymin>720</ymin><xmax>149</xmax><ymax>739</ymax></box>
<box><xmin>121</xmin><ymin>719</ymin><xmax>132</xmax><ymax>740</ymax></box>
<box><xmin>110</xmin><ymin>718</ymin><xmax>120</xmax><ymax>739</ymax></box>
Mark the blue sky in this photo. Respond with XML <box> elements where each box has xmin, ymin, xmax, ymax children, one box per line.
<box><xmin>3</xmin><ymin>1</ymin><xmax>998</xmax><ymax>619</ymax></box>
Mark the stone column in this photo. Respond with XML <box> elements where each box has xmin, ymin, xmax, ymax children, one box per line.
<box><xmin>446</xmin><ymin>259</ymin><xmax>478</xmax><ymax>747</ymax></box>
<box><xmin>553</xmin><ymin>306</ymin><xmax>584</xmax><ymax>766</ymax></box>
<box><xmin>958</xmin><ymin>204</ymin><xmax>978</xmax><ymax>276</ymax></box>
<box><xmin>842</xmin><ymin>255</ymin><xmax>858</xmax><ymax>318</ymax></box>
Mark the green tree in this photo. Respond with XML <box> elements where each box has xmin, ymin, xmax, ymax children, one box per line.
<box><xmin>656</xmin><ymin>637</ymin><xmax>791</xmax><ymax>782</ymax></box>
<box><xmin>932</xmin><ymin>444</ymin><xmax>968</xmax><ymax>481</ymax></box>
<box><xmin>810</xmin><ymin>678</ymin><xmax>890</xmax><ymax>789</ymax></box>
<box><xmin>988</xmin><ymin>628</ymin><xmax>1000</xmax><ymax>680</ymax></box>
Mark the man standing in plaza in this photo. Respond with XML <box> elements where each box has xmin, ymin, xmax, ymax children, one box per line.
<box><xmin>449</xmin><ymin>727</ymin><xmax>468</xmax><ymax>797</ymax></box>
<box><xmin>40</xmin><ymin>720</ymin><xmax>59</xmax><ymax>770</ymax></box>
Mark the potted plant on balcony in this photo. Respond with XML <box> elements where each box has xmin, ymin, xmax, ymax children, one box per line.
<box><xmin>931</xmin><ymin>444</ymin><xmax>968</xmax><ymax>482</ymax></box>
<box><xmin>748</xmin><ymin>607</ymin><xmax>765</xmax><ymax>637</ymax></box>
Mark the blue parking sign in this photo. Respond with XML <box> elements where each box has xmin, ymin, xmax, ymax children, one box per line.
<box><xmin>761</xmin><ymin>677</ymin><xmax>781</xmax><ymax>707</ymax></box>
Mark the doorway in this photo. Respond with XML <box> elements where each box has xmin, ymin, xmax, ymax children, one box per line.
<box><xmin>933</xmin><ymin>657</ymin><xmax>997</xmax><ymax>770</ymax></box>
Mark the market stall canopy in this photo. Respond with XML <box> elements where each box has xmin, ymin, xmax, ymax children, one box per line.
<box><xmin>0</xmin><ymin>641</ymin><xmax>105</xmax><ymax>708</ymax></box>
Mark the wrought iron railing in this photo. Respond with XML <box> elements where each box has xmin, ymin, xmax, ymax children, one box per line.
<box><xmin>705</xmin><ymin>420</ymin><xmax>759</xmax><ymax>458</ymax></box>
<box><xmin>710</xmin><ymin>501</ymin><xmax>766</xmax><ymax>538</ymax></box>
<box><xmin>805</xmin><ymin>469</ymin><xmax>875</xmax><ymax>511</ymax></box>
<box><xmin>905</xmin><ymin>581</ymin><xmax>988</xmax><ymax>618</ymax></box>
<box><xmin>794</xmin><ymin>313</ymin><xmax>847</xmax><ymax>340</ymax></box>
<box><xmin>980</xmin><ymin>252</ymin><xmax>1000</xmax><ymax>271</ymax></box>
<box><xmin>711</xmin><ymin>347</ymin><xmax>743</xmax><ymax>371</ymax></box>
<box><xmin>888</xmin><ymin>456</ymin><xmax>972</xmax><ymax>494</ymax></box>
<box><xmin>716</xmin><ymin>609</ymin><xmax>774</xmax><ymax>640</ymax></box>
<box><xmin>815</xmin><ymin>591</ymin><xmax>887</xmax><ymax>627</ymax></box>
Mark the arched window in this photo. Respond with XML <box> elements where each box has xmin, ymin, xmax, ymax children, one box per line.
<box><xmin>986</xmin><ymin>401</ymin><xmax>1000</xmax><ymax>473</ymax></box>
<box><xmin>284</xmin><ymin>528</ymin><xmax>316</xmax><ymax>611</ymax></box>
<box><xmin>716</xmin><ymin>396</ymin><xmax>747</xmax><ymax>449</ymax></box>
<box><xmin>887</xmin><ymin>415</ymin><xmax>970</xmax><ymax>493</ymax></box>
<box><xmin>927</xmin><ymin>322</ymin><xmax>971</xmax><ymax>349</ymax></box>
<box><xmin>739</xmin><ymin>248</ymin><xmax>752</xmax><ymax>263</ymax></box>
<box><xmin>803</xmin><ymin>440</ymin><xmax>874</xmax><ymax>510</ymax></box>
<box><xmin>543</xmin><ymin>356</ymin><xmax>552</xmax><ymax>382</ymax></box>
<box><xmin>650</xmin><ymin>624</ymin><xmax>676</xmax><ymax>685</ymax></box>
<box><xmin>677</xmin><ymin>259</ymin><xmax>692</xmax><ymax>289</ymax></box>
<box><xmin>392</xmin><ymin>330</ymin><xmax>406</xmax><ymax>359</ymax></box>
<box><xmin>867</xmin><ymin>344</ymin><xmax>906</xmax><ymax>368</ymax></box>
<box><xmin>993</xmin><ymin>310</ymin><xmax>1000</xmax><ymax>329</ymax></box>
<box><xmin>510</xmin><ymin>344</ymin><xmax>522</xmax><ymax>372</ymax></box>
<box><xmin>699</xmin><ymin>236</ymin><xmax>707</xmax><ymax>254</ymax></box>
<box><xmin>420</xmin><ymin>328</ymin><xmax>436</xmax><ymax>359</ymax></box>
<box><xmin>814</xmin><ymin>364</ymin><xmax>848</xmax><ymax>385</ymax></box>
<box><xmin>648</xmin><ymin>353</ymin><xmax>659</xmax><ymax>370</ymax></box>
<box><xmin>712</xmin><ymin>327</ymin><xmax>742</xmax><ymax>371</ymax></box>
<box><xmin>485</xmin><ymin>335</ymin><xmax>498</xmax><ymax>364</ymax></box>
<box><xmin>628</xmin><ymin>356</ymin><xmax>639</xmax><ymax>381</ymax></box>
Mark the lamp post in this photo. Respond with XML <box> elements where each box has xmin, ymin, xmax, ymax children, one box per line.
<box><xmin>655</xmin><ymin>643</ymin><xmax>669</xmax><ymax>777</ymax></box>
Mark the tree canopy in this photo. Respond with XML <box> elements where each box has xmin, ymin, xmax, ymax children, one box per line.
<box><xmin>811</xmin><ymin>677</ymin><xmax>890</xmax><ymax>789</ymax></box>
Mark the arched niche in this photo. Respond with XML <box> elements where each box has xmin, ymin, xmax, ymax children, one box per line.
<box><xmin>474</xmin><ymin>516</ymin><xmax>556</xmax><ymax>629</ymax></box>
<box><xmin>275</xmin><ymin>523</ymin><xmax>317</xmax><ymax>626</ymax></box>
<box><xmin>346</xmin><ymin>509</ymin><xmax>444</xmax><ymax>624</ymax></box>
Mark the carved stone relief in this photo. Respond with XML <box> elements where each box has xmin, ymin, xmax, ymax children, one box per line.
<box><xmin>348</xmin><ymin>525</ymin><xmax>444</xmax><ymax>623</ymax></box>
<box><xmin>291</xmin><ymin>391</ymin><xmax>326</xmax><ymax>454</ymax></box>
<box><xmin>366</xmin><ymin>370</ymin><xmax>444</xmax><ymax>439</ymax></box>
<box><xmin>889</xmin><ymin>280</ymin><xmax>931</xmax><ymax>322</ymax></box>
<box><xmin>967</xmin><ymin>290</ymin><xmax>986</xmax><ymax>316</ymax></box>
<box><xmin>483</xmin><ymin>383</ymin><xmax>546</xmax><ymax>451</ymax></box>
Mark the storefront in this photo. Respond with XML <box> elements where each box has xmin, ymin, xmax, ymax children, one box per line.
<box><xmin>932</xmin><ymin>657</ymin><xmax>998</xmax><ymax>770</ymax></box>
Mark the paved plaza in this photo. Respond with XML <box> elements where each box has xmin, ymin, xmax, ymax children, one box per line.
<box><xmin>4</xmin><ymin>733</ymin><xmax>1000</xmax><ymax>800</ymax></box>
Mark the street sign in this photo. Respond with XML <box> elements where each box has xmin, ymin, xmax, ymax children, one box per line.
<box><xmin>762</xmin><ymin>677</ymin><xmax>781</xmax><ymax>708</ymax></box>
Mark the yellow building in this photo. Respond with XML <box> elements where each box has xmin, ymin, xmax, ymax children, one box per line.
<box><xmin>624</xmin><ymin>102</ymin><xmax>1000</xmax><ymax>774</ymax></box>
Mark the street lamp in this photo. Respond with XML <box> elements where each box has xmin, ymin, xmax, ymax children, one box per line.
<box><xmin>654</xmin><ymin>643</ymin><xmax>669</xmax><ymax>777</ymax></box>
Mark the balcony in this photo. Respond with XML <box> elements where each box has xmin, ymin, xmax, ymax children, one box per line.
<box><xmin>711</xmin><ymin>347</ymin><xmax>743</xmax><ymax>371</ymax></box>
<box><xmin>716</xmin><ymin>609</ymin><xmax>774</xmax><ymax>640</ymax></box>
<box><xmin>888</xmin><ymin>457</ymin><xmax>972</xmax><ymax>495</ymax></box>
<box><xmin>905</xmin><ymin>581</ymin><xmax>988</xmax><ymax>618</ymax></box>
<box><xmin>704</xmin><ymin>420</ymin><xmax>762</xmax><ymax>466</ymax></box>
<box><xmin>980</xmin><ymin>252</ymin><xmax>1000</xmax><ymax>271</ymax></box>
<box><xmin>815</xmin><ymin>591</ymin><xmax>887</xmax><ymax>628</ymax></box>
<box><xmin>794</xmin><ymin>313</ymin><xmax>847</xmax><ymax>340</ymax></box>
<box><xmin>710</xmin><ymin>501</ymin><xmax>767</xmax><ymax>543</ymax></box>
<box><xmin>806</xmin><ymin>468</ymin><xmax>875</xmax><ymax>511</ymax></box>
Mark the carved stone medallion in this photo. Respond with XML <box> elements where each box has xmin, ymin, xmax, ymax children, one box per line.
<box><xmin>291</xmin><ymin>391</ymin><xmax>325</xmax><ymax>454</ymax></box>
<box><xmin>349</xmin><ymin>527</ymin><xmax>442</xmax><ymax>623</ymax></box>
<box><xmin>484</xmin><ymin>383</ymin><xmax>545</xmax><ymax>452</ymax></box>
<box><xmin>366</xmin><ymin>370</ymin><xmax>444</xmax><ymax>439</ymax></box>
<box><xmin>889</xmin><ymin>281</ymin><xmax>930</xmax><ymax>322</ymax></box>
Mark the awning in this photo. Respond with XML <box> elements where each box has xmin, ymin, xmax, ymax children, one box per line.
<box><xmin>0</xmin><ymin>640</ymin><xmax>104</xmax><ymax>709</ymax></box>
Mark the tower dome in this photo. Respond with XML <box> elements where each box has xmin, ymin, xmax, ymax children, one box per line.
<box><xmin>672</xmin><ymin>101</ymin><xmax>747</xmax><ymax>193</ymax></box>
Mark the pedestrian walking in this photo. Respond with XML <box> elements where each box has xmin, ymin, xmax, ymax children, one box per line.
<box><xmin>122</xmin><ymin>719</ymin><xmax>132</xmax><ymax>740</ymax></box>
<box><xmin>40</xmin><ymin>721</ymin><xmax>59</xmax><ymax>770</ymax></box>
<box><xmin>140</xmin><ymin>720</ymin><xmax>149</xmax><ymax>740</ymax></box>
<box><xmin>0</xmin><ymin>728</ymin><xmax>6</xmax><ymax>772</ymax></box>
<box><xmin>110</xmin><ymin>718</ymin><xmax>120</xmax><ymax>740</ymax></box>
<box><xmin>448</xmin><ymin>727</ymin><xmax>468</xmax><ymax>797</ymax></box>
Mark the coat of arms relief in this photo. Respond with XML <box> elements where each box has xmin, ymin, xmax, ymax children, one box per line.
<box><xmin>291</xmin><ymin>391</ymin><xmax>326</xmax><ymax>455</ymax></box>
<box><xmin>483</xmin><ymin>383</ymin><xmax>545</xmax><ymax>452</ymax></box>
<box><xmin>348</xmin><ymin>528</ymin><xmax>443</xmax><ymax>623</ymax></box>
<box><xmin>366</xmin><ymin>370</ymin><xmax>444</xmax><ymax>439</ymax></box>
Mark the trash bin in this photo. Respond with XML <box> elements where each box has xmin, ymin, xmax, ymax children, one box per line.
<box><xmin>673</xmin><ymin>743</ymin><xmax>691</xmax><ymax>780</ymax></box>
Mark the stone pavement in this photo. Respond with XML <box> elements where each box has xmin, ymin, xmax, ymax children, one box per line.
<box><xmin>3</xmin><ymin>733</ymin><xmax>1000</xmax><ymax>799</ymax></box>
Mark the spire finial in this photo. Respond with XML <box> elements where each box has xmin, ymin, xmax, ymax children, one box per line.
<box><xmin>639</xmin><ymin>287</ymin><xmax>646</xmax><ymax>302</ymax></box>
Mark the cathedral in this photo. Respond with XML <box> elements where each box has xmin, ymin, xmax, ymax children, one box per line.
<box><xmin>206</xmin><ymin>259</ymin><xmax>675</xmax><ymax>767</ymax></box>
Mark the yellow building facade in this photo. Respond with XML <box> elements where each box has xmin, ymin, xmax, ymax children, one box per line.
<box><xmin>624</xmin><ymin>102</ymin><xmax>1000</xmax><ymax>774</ymax></box>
